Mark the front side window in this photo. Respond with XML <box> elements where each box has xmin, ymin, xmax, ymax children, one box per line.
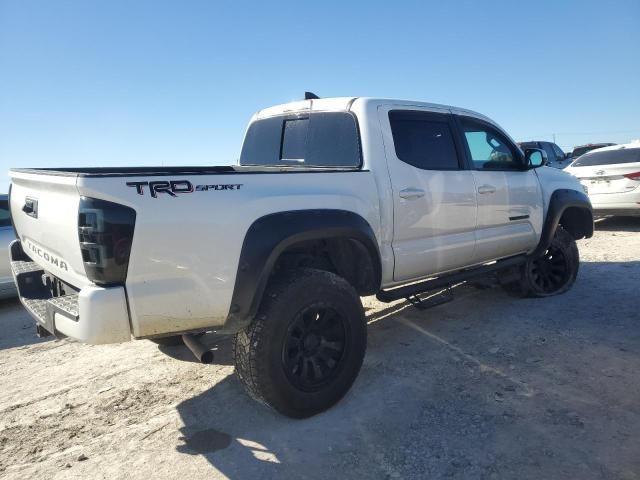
<box><xmin>388</xmin><ymin>110</ymin><xmax>460</xmax><ymax>170</ymax></box>
<box><xmin>461</xmin><ymin>120</ymin><xmax>523</xmax><ymax>171</ymax></box>
<box><xmin>0</xmin><ymin>200</ymin><xmax>11</xmax><ymax>228</ymax></box>
<box><xmin>240</xmin><ymin>112</ymin><xmax>361</xmax><ymax>168</ymax></box>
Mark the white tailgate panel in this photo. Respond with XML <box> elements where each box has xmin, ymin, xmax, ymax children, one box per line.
<box><xmin>10</xmin><ymin>172</ymin><xmax>90</xmax><ymax>288</ymax></box>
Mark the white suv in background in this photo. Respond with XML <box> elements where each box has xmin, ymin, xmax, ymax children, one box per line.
<box><xmin>565</xmin><ymin>143</ymin><xmax>640</xmax><ymax>216</ymax></box>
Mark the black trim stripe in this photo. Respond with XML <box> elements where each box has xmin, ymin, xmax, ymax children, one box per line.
<box><xmin>10</xmin><ymin>167</ymin><xmax>369</xmax><ymax>178</ymax></box>
<box><xmin>509</xmin><ymin>215</ymin><xmax>530</xmax><ymax>221</ymax></box>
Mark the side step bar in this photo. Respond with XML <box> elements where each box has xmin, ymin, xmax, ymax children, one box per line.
<box><xmin>376</xmin><ymin>255</ymin><xmax>527</xmax><ymax>303</ymax></box>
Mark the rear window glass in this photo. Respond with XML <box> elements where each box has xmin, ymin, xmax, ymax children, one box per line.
<box><xmin>280</xmin><ymin>119</ymin><xmax>308</xmax><ymax>163</ymax></box>
<box><xmin>389</xmin><ymin>111</ymin><xmax>460</xmax><ymax>170</ymax></box>
<box><xmin>0</xmin><ymin>200</ymin><xmax>10</xmax><ymax>228</ymax></box>
<box><xmin>572</xmin><ymin>148</ymin><xmax>640</xmax><ymax>167</ymax></box>
<box><xmin>240</xmin><ymin>112</ymin><xmax>361</xmax><ymax>167</ymax></box>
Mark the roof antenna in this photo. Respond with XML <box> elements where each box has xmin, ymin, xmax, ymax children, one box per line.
<box><xmin>304</xmin><ymin>91</ymin><xmax>320</xmax><ymax>100</ymax></box>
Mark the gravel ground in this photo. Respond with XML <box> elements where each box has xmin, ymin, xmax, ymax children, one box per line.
<box><xmin>1</xmin><ymin>217</ymin><xmax>639</xmax><ymax>480</ymax></box>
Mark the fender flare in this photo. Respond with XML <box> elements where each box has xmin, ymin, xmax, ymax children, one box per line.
<box><xmin>531</xmin><ymin>189</ymin><xmax>593</xmax><ymax>258</ymax></box>
<box><xmin>222</xmin><ymin>209</ymin><xmax>382</xmax><ymax>333</ymax></box>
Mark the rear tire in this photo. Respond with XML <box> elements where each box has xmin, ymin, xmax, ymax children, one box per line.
<box><xmin>233</xmin><ymin>268</ymin><xmax>367</xmax><ymax>418</ymax></box>
<box><xmin>503</xmin><ymin>226</ymin><xmax>579</xmax><ymax>297</ymax></box>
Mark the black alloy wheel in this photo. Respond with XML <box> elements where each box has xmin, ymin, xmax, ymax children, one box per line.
<box><xmin>282</xmin><ymin>306</ymin><xmax>348</xmax><ymax>391</ymax></box>
<box><xmin>502</xmin><ymin>226</ymin><xmax>579</xmax><ymax>298</ymax></box>
<box><xmin>527</xmin><ymin>243</ymin><xmax>571</xmax><ymax>294</ymax></box>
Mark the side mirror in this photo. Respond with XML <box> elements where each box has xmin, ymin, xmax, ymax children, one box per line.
<box><xmin>525</xmin><ymin>148</ymin><xmax>546</xmax><ymax>168</ymax></box>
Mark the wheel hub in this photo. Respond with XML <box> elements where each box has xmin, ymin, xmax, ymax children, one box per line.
<box><xmin>530</xmin><ymin>243</ymin><xmax>570</xmax><ymax>293</ymax></box>
<box><xmin>282</xmin><ymin>306</ymin><xmax>348</xmax><ymax>391</ymax></box>
<box><xmin>302</xmin><ymin>333</ymin><xmax>321</xmax><ymax>354</ymax></box>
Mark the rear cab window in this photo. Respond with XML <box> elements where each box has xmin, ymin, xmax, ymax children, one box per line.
<box><xmin>240</xmin><ymin>112</ymin><xmax>361</xmax><ymax>168</ymax></box>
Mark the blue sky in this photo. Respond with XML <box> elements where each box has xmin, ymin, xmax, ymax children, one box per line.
<box><xmin>1</xmin><ymin>0</ymin><xmax>639</xmax><ymax>192</ymax></box>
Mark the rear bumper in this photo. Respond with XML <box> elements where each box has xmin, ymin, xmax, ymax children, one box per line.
<box><xmin>589</xmin><ymin>190</ymin><xmax>640</xmax><ymax>216</ymax></box>
<box><xmin>9</xmin><ymin>240</ymin><xmax>131</xmax><ymax>344</ymax></box>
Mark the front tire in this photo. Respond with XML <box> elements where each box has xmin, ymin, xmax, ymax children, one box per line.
<box><xmin>233</xmin><ymin>268</ymin><xmax>367</xmax><ymax>418</ymax></box>
<box><xmin>504</xmin><ymin>226</ymin><xmax>579</xmax><ymax>297</ymax></box>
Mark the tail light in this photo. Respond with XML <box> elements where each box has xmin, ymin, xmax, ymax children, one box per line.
<box><xmin>78</xmin><ymin>197</ymin><xmax>136</xmax><ymax>286</ymax></box>
<box><xmin>623</xmin><ymin>172</ymin><xmax>640</xmax><ymax>181</ymax></box>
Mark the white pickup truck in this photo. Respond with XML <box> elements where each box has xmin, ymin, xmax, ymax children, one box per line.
<box><xmin>9</xmin><ymin>96</ymin><xmax>593</xmax><ymax>418</ymax></box>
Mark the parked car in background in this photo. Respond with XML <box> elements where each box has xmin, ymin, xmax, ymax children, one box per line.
<box><xmin>565</xmin><ymin>143</ymin><xmax>640</xmax><ymax>216</ymax></box>
<box><xmin>0</xmin><ymin>194</ymin><xmax>18</xmax><ymax>299</ymax></box>
<box><xmin>568</xmin><ymin>143</ymin><xmax>617</xmax><ymax>162</ymax></box>
<box><xmin>518</xmin><ymin>141</ymin><xmax>570</xmax><ymax>169</ymax></box>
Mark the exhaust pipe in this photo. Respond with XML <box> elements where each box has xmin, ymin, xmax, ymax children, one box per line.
<box><xmin>182</xmin><ymin>334</ymin><xmax>214</xmax><ymax>364</ymax></box>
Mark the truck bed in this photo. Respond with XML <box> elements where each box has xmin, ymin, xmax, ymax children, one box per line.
<box><xmin>9</xmin><ymin>165</ymin><xmax>377</xmax><ymax>341</ymax></box>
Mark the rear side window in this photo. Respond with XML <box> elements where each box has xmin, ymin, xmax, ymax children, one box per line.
<box><xmin>572</xmin><ymin>148</ymin><xmax>640</xmax><ymax>167</ymax></box>
<box><xmin>0</xmin><ymin>200</ymin><xmax>10</xmax><ymax>228</ymax></box>
<box><xmin>240</xmin><ymin>112</ymin><xmax>361</xmax><ymax>168</ymax></box>
<box><xmin>388</xmin><ymin>110</ymin><xmax>460</xmax><ymax>170</ymax></box>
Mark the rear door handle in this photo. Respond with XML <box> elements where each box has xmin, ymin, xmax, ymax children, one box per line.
<box><xmin>477</xmin><ymin>185</ymin><xmax>496</xmax><ymax>195</ymax></box>
<box><xmin>399</xmin><ymin>188</ymin><xmax>425</xmax><ymax>200</ymax></box>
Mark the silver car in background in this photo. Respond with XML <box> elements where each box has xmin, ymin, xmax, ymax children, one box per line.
<box><xmin>0</xmin><ymin>194</ymin><xmax>17</xmax><ymax>298</ymax></box>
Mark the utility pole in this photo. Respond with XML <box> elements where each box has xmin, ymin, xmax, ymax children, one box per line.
<box><xmin>553</xmin><ymin>133</ymin><xmax>556</xmax><ymax>143</ymax></box>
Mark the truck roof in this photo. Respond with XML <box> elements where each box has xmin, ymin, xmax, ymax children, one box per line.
<box><xmin>254</xmin><ymin>97</ymin><xmax>495</xmax><ymax>125</ymax></box>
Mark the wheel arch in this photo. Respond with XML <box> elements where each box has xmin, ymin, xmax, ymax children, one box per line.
<box><xmin>223</xmin><ymin>209</ymin><xmax>382</xmax><ymax>333</ymax></box>
<box><xmin>531</xmin><ymin>189</ymin><xmax>593</xmax><ymax>257</ymax></box>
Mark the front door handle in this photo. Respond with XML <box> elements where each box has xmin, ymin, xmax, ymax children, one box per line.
<box><xmin>477</xmin><ymin>184</ymin><xmax>496</xmax><ymax>195</ymax></box>
<box><xmin>399</xmin><ymin>188</ymin><xmax>425</xmax><ymax>200</ymax></box>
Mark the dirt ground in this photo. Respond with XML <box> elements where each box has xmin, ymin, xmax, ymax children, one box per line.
<box><xmin>1</xmin><ymin>217</ymin><xmax>639</xmax><ymax>480</ymax></box>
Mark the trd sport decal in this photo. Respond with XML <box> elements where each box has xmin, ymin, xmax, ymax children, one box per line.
<box><xmin>126</xmin><ymin>180</ymin><xmax>242</xmax><ymax>198</ymax></box>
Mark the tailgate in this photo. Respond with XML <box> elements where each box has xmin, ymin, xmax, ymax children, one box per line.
<box><xmin>9</xmin><ymin>171</ymin><xmax>90</xmax><ymax>288</ymax></box>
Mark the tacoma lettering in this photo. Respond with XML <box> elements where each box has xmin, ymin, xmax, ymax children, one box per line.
<box><xmin>27</xmin><ymin>242</ymin><xmax>68</xmax><ymax>271</ymax></box>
